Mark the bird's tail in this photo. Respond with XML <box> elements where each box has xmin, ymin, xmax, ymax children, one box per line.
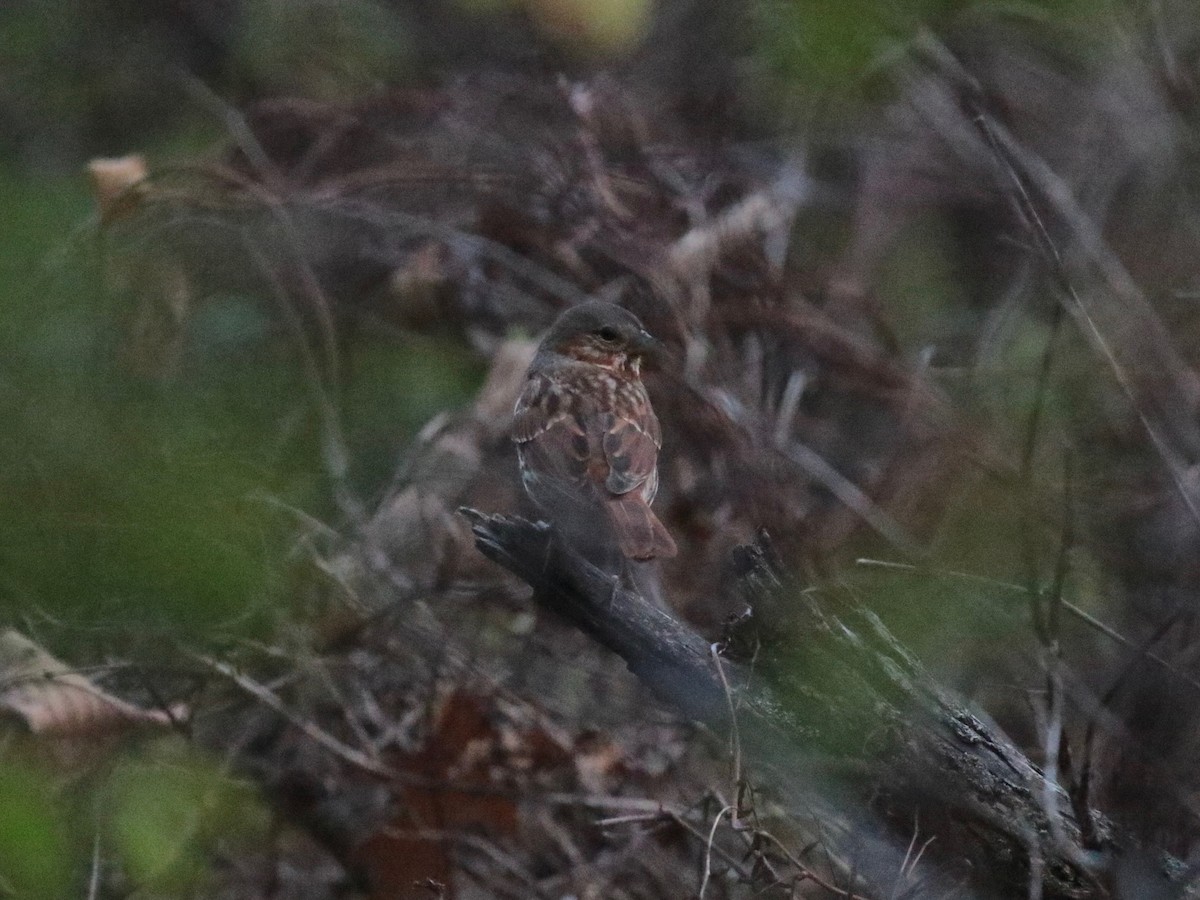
<box><xmin>605</xmin><ymin>494</ymin><xmax>678</xmax><ymax>560</ymax></box>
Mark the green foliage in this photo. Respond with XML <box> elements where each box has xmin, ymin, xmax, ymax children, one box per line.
<box><xmin>0</xmin><ymin>762</ymin><xmax>71</xmax><ymax>898</ymax></box>
<box><xmin>752</xmin><ymin>0</ymin><xmax>958</xmax><ymax>111</ymax></box>
<box><xmin>751</xmin><ymin>0</ymin><xmax>1111</xmax><ymax>119</ymax></box>
<box><xmin>105</xmin><ymin>740</ymin><xmax>270</xmax><ymax>894</ymax></box>
<box><xmin>233</xmin><ymin>0</ymin><xmax>415</xmax><ymax>97</ymax></box>
<box><xmin>522</xmin><ymin>0</ymin><xmax>655</xmax><ymax>54</ymax></box>
<box><xmin>342</xmin><ymin>335</ymin><xmax>487</xmax><ymax>489</ymax></box>
<box><xmin>0</xmin><ymin>155</ymin><xmax>484</xmax><ymax>888</ymax></box>
<box><xmin>0</xmin><ymin>163</ymin><xmax>484</xmax><ymax>632</ymax></box>
<box><xmin>874</xmin><ymin>212</ymin><xmax>965</xmax><ymax>353</ymax></box>
<box><xmin>0</xmin><ymin>2</ymin><xmax>201</xmax><ymax>165</ymax></box>
<box><xmin>0</xmin><ymin>176</ymin><xmax>294</xmax><ymax>631</ymax></box>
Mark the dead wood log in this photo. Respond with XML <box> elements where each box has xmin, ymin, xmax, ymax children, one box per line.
<box><xmin>461</xmin><ymin>509</ymin><xmax>1119</xmax><ymax>898</ymax></box>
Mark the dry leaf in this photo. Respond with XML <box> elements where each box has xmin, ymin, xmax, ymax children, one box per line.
<box><xmin>0</xmin><ymin>629</ymin><xmax>183</xmax><ymax>738</ymax></box>
<box><xmin>350</xmin><ymin>689</ymin><xmax>520</xmax><ymax>899</ymax></box>
<box><xmin>87</xmin><ymin>154</ymin><xmax>148</xmax><ymax>223</ymax></box>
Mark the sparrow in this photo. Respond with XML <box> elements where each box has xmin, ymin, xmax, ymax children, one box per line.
<box><xmin>512</xmin><ymin>301</ymin><xmax>677</xmax><ymax>564</ymax></box>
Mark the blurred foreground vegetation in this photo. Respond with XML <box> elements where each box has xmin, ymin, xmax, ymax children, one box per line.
<box><xmin>0</xmin><ymin>134</ymin><xmax>482</xmax><ymax>898</ymax></box>
<box><xmin>3</xmin><ymin>0</ymin><xmax>1198</xmax><ymax>895</ymax></box>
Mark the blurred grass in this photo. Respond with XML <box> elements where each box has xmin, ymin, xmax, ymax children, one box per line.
<box><xmin>751</xmin><ymin>0</ymin><xmax>1110</xmax><ymax>124</ymax></box>
<box><xmin>105</xmin><ymin>738</ymin><xmax>271</xmax><ymax>894</ymax></box>
<box><xmin>0</xmin><ymin>167</ymin><xmax>483</xmax><ymax>633</ymax></box>
<box><xmin>232</xmin><ymin>0</ymin><xmax>415</xmax><ymax>98</ymax></box>
<box><xmin>0</xmin><ymin>166</ymin><xmax>296</xmax><ymax>632</ymax></box>
<box><xmin>0</xmin><ymin>154</ymin><xmax>484</xmax><ymax>890</ymax></box>
<box><xmin>0</xmin><ymin>758</ymin><xmax>72</xmax><ymax>898</ymax></box>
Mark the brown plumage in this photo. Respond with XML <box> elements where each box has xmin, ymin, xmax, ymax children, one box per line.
<box><xmin>512</xmin><ymin>301</ymin><xmax>677</xmax><ymax>561</ymax></box>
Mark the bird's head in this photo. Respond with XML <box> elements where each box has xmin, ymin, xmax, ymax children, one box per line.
<box><xmin>538</xmin><ymin>301</ymin><xmax>661</xmax><ymax>372</ymax></box>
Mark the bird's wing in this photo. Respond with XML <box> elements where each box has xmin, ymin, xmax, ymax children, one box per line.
<box><xmin>601</xmin><ymin>410</ymin><xmax>661</xmax><ymax>497</ymax></box>
<box><xmin>512</xmin><ymin>374</ymin><xmax>592</xmax><ymax>483</ymax></box>
<box><xmin>511</xmin><ymin>374</ymin><xmax>556</xmax><ymax>444</ymax></box>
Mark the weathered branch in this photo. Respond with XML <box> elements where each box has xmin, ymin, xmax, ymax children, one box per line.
<box><xmin>459</xmin><ymin>509</ymin><xmax>729</xmax><ymax>722</ymax></box>
<box><xmin>461</xmin><ymin>509</ymin><xmax>1112</xmax><ymax>898</ymax></box>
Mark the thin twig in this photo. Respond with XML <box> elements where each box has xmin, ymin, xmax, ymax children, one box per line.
<box><xmin>190</xmin><ymin>652</ymin><xmax>397</xmax><ymax>779</ymax></box>
<box><xmin>711</xmin><ymin>643</ymin><xmax>745</xmax><ymax>823</ymax></box>
<box><xmin>973</xmin><ymin>109</ymin><xmax>1200</xmax><ymax>535</ymax></box>
<box><xmin>698</xmin><ymin>805</ymin><xmax>734</xmax><ymax>899</ymax></box>
<box><xmin>752</xmin><ymin>829</ymin><xmax>858</xmax><ymax>898</ymax></box>
<box><xmin>782</xmin><ymin>442</ymin><xmax>927</xmax><ymax>560</ymax></box>
<box><xmin>854</xmin><ymin>558</ymin><xmax>1200</xmax><ymax>693</ymax></box>
<box><xmin>1036</xmin><ymin>450</ymin><xmax>1074</xmax><ymax>861</ymax></box>
<box><xmin>87</xmin><ymin>829</ymin><xmax>102</xmax><ymax>900</ymax></box>
<box><xmin>246</xmin><ymin>240</ymin><xmax>361</xmax><ymax>521</ymax></box>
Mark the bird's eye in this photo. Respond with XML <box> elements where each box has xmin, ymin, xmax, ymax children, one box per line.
<box><xmin>595</xmin><ymin>326</ymin><xmax>621</xmax><ymax>343</ymax></box>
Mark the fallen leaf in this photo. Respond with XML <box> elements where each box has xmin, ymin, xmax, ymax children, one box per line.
<box><xmin>87</xmin><ymin>154</ymin><xmax>148</xmax><ymax>223</ymax></box>
<box><xmin>0</xmin><ymin>630</ymin><xmax>184</xmax><ymax>738</ymax></box>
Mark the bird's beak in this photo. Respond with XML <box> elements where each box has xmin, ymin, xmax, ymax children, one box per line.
<box><xmin>632</xmin><ymin>329</ymin><xmax>666</xmax><ymax>372</ymax></box>
<box><xmin>634</xmin><ymin>329</ymin><xmax>663</xmax><ymax>357</ymax></box>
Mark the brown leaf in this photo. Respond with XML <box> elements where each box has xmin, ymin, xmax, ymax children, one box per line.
<box><xmin>0</xmin><ymin>630</ymin><xmax>183</xmax><ymax>738</ymax></box>
<box><xmin>86</xmin><ymin>154</ymin><xmax>148</xmax><ymax>223</ymax></box>
<box><xmin>350</xmin><ymin>690</ymin><xmax>521</xmax><ymax>899</ymax></box>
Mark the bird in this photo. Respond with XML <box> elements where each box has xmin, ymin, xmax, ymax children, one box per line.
<box><xmin>512</xmin><ymin>301</ymin><xmax>677</xmax><ymax>566</ymax></box>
